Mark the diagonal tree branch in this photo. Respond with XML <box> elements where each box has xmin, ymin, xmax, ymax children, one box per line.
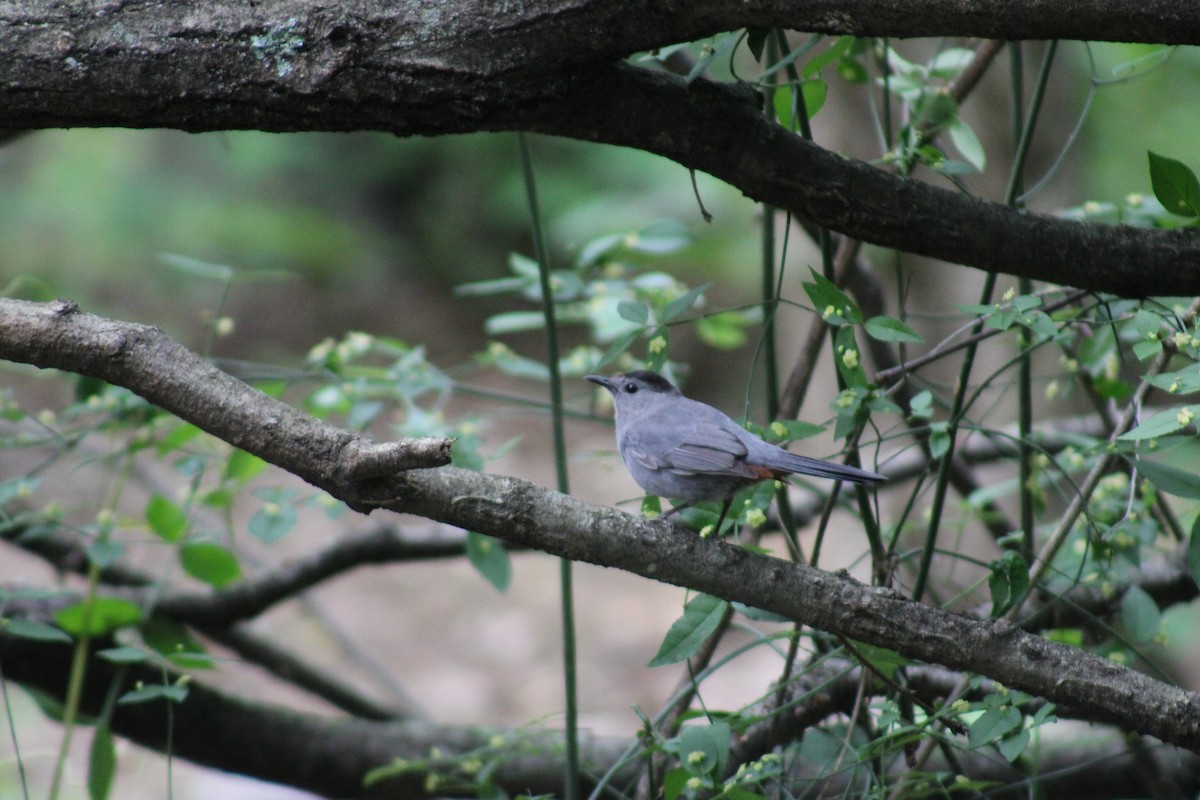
<box><xmin>5</xmin><ymin>297</ymin><xmax>1200</xmax><ymax>754</ymax></box>
<box><xmin>2</xmin><ymin>6</ymin><xmax>1199</xmax><ymax>297</ymax></box>
<box><xmin>0</xmin><ymin>299</ymin><xmax>450</xmax><ymax>493</ymax></box>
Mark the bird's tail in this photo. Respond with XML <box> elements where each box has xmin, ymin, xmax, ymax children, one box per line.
<box><xmin>768</xmin><ymin>451</ymin><xmax>886</xmax><ymax>485</ymax></box>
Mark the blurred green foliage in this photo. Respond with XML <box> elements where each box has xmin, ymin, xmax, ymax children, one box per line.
<box><xmin>0</xmin><ymin>130</ymin><xmax>756</xmax><ymax>358</ymax></box>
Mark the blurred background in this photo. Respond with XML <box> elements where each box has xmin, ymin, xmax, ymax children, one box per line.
<box><xmin>2</xmin><ymin>39</ymin><xmax>1199</xmax><ymax>798</ymax></box>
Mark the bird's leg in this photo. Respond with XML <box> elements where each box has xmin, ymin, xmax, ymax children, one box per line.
<box><xmin>660</xmin><ymin>502</ymin><xmax>691</xmax><ymax>519</ymax></box>
<box><xmin>713</xmin><ymin>498</ymin><xmax>732</xmax><ymax>536</ymax></box>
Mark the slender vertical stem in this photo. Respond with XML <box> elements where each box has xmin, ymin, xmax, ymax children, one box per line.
<box><xmin>47</xmin><ymin>562</ymin><xmax>100</xmax><ymax>800</ymax></box>
<box><xmin>517</xmin><ymin>132</ymin><xmax>579</xmax><ymax>800</ymax></box>
<box><xmin>773</xmin><ymin>30</ymin><xmax>881</xmax><ymax>575</ymax></box>
<box><xmin>760</xmin><ymin>130</ymin><xmax>780</xmax><ymax>414</ymax></box>
<box><xmin>912</xmin><ymin>41</ymin><xmax>1058</xmax><ymax>602</ymax></box>
<box><xmin>1011</xmin><ymin>43</ymin><xmax>1035</xmax><ymax>563</ymax></box>
<box><xmin>0</xmin><ymin>657</ymin><xmax>31</xmax><ymax>800</ymax></box>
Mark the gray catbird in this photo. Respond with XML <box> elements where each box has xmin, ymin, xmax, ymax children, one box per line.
<box><xmin>586</xmin><ymin>370</ymin><xmax>884</xmax><ymax>528</ymax></box>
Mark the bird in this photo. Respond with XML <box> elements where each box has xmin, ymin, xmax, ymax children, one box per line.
<box><xmin>586</xmin><ymin>370</ymin><xmax>884</xmax><ymax>531</ymax></box>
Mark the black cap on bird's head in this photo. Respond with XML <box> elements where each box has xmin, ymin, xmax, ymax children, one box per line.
<box><xmin>585</xmin><ymin>370</ymin><xmax>679</xmax><ymax>397</ymax></box>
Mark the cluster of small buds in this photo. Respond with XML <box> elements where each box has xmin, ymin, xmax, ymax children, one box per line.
<box><xmin>834</xmin><ymin>389</ymin><xmax>858</xmax><ymax>409</ymax></box>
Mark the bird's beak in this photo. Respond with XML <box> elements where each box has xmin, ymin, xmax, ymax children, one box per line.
<box><xmin>585</xmin><ymin>374</ymin><xmax>613</xmax><ymax>390</ymax></box>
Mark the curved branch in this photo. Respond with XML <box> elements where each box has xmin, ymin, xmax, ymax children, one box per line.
<box><xmin>156</xmin><ymin>526</ymin><xmax>471</xmax><ymax>625</ymax></box>
<box><xmin>5</xmin><ymin>297</ymin><xmax>1200</xmax><ymax>754</ymax></box>
<box><xmin>1</xmin><ymin>9</ymin><xmax>1199</xmax><ymax>297</ymax></box>
<box><xmin>0</xmin><ymin>632</ymin><xmax>635</xmax><ymax>799</ymax></box>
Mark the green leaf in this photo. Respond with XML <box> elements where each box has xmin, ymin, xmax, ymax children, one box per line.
<box><xmin>454</xmin><ymin>275</ymin><xmax>531</xmax><ymax>297</ymax></box>
<box><xmin>837</xmin><ymin>57</ymin><xmax>867</xmax><ymax>83</ymax></box>
<box><xmin>1110</xmin><ymin>46</ymin><xmax>1172</xmax><ymax>80</ymax></box>
<box><xmin>663</xmin><ymin>767</ymin><xmax>691</xmax><ymax>800</ymax></box>
<box><xmin>773</xmin><ymin>86</ymin><xmax>797</xmax><ymax>132</ymax></box>
<box><xmin>88</xmin><ymin>724</ymin><xmax>116</xmax><ymax>800</ymax></box>
<box><xmin>1131</xmin><ymin>308</ymin><xmax>1162</xmax><ymax>339</ymax></box>
<box><xmin>968</xmin><ymin>706</ymin><xmax>1023</xmax><ymax>749</ymax></box>
<box><xmin>864</xmin><ymin>315</ymin><xmax>925</xmax><ymax>344</ymax></box>
<box><xmin>158</xmin><ymin>253</ymin><xmax>234</xmax><ymax>282</ymax></box>
<box><xmin>248</xmin><ymin>502</ymin><xmax>298</xmax><ymax>544</ymax></box>
<box><xmin>803</xmin><ymin>37</ymin><xmax>856</xmax><ymax>78</ymax></box>
<box><xmin>948</xmin><ymin>117</ymin><xmax>986</xmax><ymax>172</ymax></box>
<box><xmin>802</xmin><ymin>268</ymin><xmax>862</xmax><ymax>325</ymax></box>
<box><xmin>678</xmin><ymin>721</ymin><xmax>731</xmax><ymax>777</ymax></box>
<box><xmin>988</xmin><ymin>550</ymin><xmax>1030</xmax><ymax>618</ymax></box>
<box><xmin>140</xmin><ymin>616</ymin><xmax>212</xmax><ymax>669</ymax></box>
<box><xmin>1132</xmin><ymin>339</ymin><xmax>1163</xmax><ymax>361</ymax></box>
<box><xmin>55</xmin><ymin>598</ymin><xmax>142</xmax><ymax>637</ymax></box>
<box><xmin>648</xmin><ymin>594</ymin><xmax>728</xmax><ymax>667</ymax></box>
<box><xmin>661</xmin><ymin>284</ymin><xmax>709</xmax><ymax>324</ymax></box>
<box><xmin>731</xmin><ymin>603</ymin><xmax>791</xmax><ymax>623</ymax></box>
<box><xmin>97</xmin><ymin>646</ymin><xmax>147</xmax><ymax>664</ymax></box>
<box><xmin>833</xmin><ymin>326</ymin><xmax>867</xmax><ymax>388</ymax></box>
<box><xmin>118</xmin><ymin>683</ymin><xmax>189</xmax><ymax>706</ymax></box>
<box><xmin>5</xmin><ymin>618</ymin><xmax>72</xmax><ymax>644</ymax></box>
<box><xmin>996</xmin><ymin>728</ymin><xmax>1030</xmax><ymax>762</ymax></box>
<box><xmin>765</xmin><ymin>418</ymin><xmax>826</xmax><ymax>443</ymax></box>
<box><xmin>1134</xmin><ymin>459</ymin><xmax>1200</xmax><ymax>499</ymax></box>
<box><xmin>1120</xmin><ymin>584</ymin><xmax>1161</xmax><ymax>643</ymax></box>
<box><xmin>628</xmin><ymin>220</ymin><xmax>693</xmax><ymax>254</ymax></box>
<box><xmin>848</xmin><ymin>640</ymin><xmax>908</xmax><ymax>679</ymax></box>
<box><xmin>909</xmin><ymin>390</ymin><xmax>933</xmax><ymax>419</ymax></box>
<box><xmin>224</xmin><ymin>449</ymin><xmax>268</xmax><ymax>482</ymax></box>
<box><xmin>1119</xmin><ymin>406</ymin><xmax>1198</xmax><ymax>441</ymax></box>
<box><xmin>1187</xmin><ymin>515</ymin><xmax>1200</xmax><ymax>589</ymax></box>
<box><xmin>696</xmin><ymin>311</ymin><xmax>748</xmax><ymax>349</ymax></box>
<box><xmin>2</xmin><ymin>275</ymin><xmax>55</xmax><ymax>301</ymax></box>
<box><xmin>929</xmin><ymin>421</ymin><xmax>951</xmax><ymax>459</ymax></box>
<box><xmin>146</xmin><ymin>494</ymin><xmax>187</xmax><ymax>543</ymax></box>
<box><xmin>483</xmin><ymin>344</ymin><xmax>551</xmax><ymax>380</ymax></box>
<box><xmin>1148</xmin><ymin>151</ymin><xmax>1200</xmax><ymax>217</ymax></box>
<box><xmin>801</xmin><ymin>79</ymin><xmax>827</xmax><ymax>119</ymax></box>
<box><xmin>0</xmin><ymin>477</ymin><xmax>38</xmax><ymax>505</ymax></box>
<box><xmin>87</xmin><ymin>539</ymin><xmax>125</xmax><ymax>569</ymax></box>
<box><xmin>485</xmin><ymin>311</ymin><xmax>547</xmax><ymax>336</ymax></box>
<box><xmin>180</xmin><ymin>542</ymin><xmax>241</xmax><ymax>588</ymax></box>
<box><xmin>1145</xmin><ymin>369</ymin><xmax>1200</xmax><ymax>396</ymax></box>
<box><xmin>928</xmin><ymin>47</ymin><xmax>975</xmax><ymax>78</ymax></box>
<box><xmin>617</xmin><ymin>300</ymin><xmax>649</xmax><ymax>325</ymax></box>
<box><xmin>507</xmin><ymin>252</ymin><xmax>539</xmax><ymax>278</ymax></box>
<box><xmin>156</xmin><ymin>422</ymin><xmax>202</xmax><ymax>456</ymax></box>
<box><xmin>595</xmin><ymin>329</ymin><xmax>641</xmax><ymax>370</ymax></box>
<box><xmin>467</xmin><ymin>532</ymin><xmax>512</xmax><ymax>593</ymax></box>
<box><xmin>641</xmin><ymin>495</ymin><xmax>663</xmax><ymax>518</ymax></box>
<box><xmin>725</xmin><ymin>789</ymin><xmax>769</xmax><ymax>800</ymax></box>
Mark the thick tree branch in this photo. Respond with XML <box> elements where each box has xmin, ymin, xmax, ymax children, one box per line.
<box><xmin>530</xmin><ymin>66</ymin><xmax>1200</xmax><ymax>298</ymax></box>
<box><xmin>5</xmin><ymin>297</ymin><xmax>1200</xmax><ymax>754</ymax></box>
<box><xmin>0</xmin><ymin>299</ymin><xmax>450</xmax><ymax>495</ymax></box>
<box><xmin>0</xmin><ymin>631</ymin><xmax>635</xmax><ymax>799</ymax></box>
<box><xmin>2</xmin><ymin>7</ymin><xmax>1199</xmax><ymax>297</ymax></box>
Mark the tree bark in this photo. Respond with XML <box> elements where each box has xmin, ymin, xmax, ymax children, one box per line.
<box><xmin>1</xmin><ymin>2</ymin><xmax>1199</xmax><ymax>296</ymax></box>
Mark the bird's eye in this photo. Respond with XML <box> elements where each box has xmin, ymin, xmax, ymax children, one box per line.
<box><xmin>623</xmin><ymin>382</ymin><xmax>638</xmax><ymax>394</ymax></box>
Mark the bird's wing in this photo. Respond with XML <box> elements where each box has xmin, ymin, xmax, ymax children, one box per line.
<box><xmin>627</xmin><ymin>415</ymin><xmax>759</xmax><ymax>478</ymax></box>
